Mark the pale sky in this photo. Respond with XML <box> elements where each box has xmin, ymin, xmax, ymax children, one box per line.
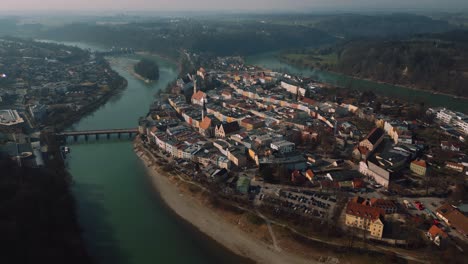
<box><xmin>2</xmin><ymin>0</ymin><xmax>468</xmax><ymax>12</ymax></box>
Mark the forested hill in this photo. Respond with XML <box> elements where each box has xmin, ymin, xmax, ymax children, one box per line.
<box><xmin>38</xmin><ymin>20</ymin><xmax>336</xmax><ymax>57</ymax></box>
<box><xmin>281</xmin><ymin>30</ymin><xmax>468</xmax><ymax>97</ymax></box>
<box><xmin>335</xmin><ymin>31</ymin><xmax>468</xmax><ymax>96</ymax></box>
<box><xmin>312</xmin><ymin>13</ymin><xmax>456</xmax><ymax>38</ymax></box>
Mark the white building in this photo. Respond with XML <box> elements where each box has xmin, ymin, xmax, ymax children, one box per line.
<box><xmin>270</xmin><ymin>140</ymin><xmax>295</xmax><ymax>154</ymax></box>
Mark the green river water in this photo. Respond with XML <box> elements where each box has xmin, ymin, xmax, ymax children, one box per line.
<box><xmin>50</xmin><ymin>41</ymin><xmax>247</xmax><ymax>264</ymax></box>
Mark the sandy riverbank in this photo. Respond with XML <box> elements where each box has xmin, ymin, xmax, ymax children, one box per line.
<box><xmin>134</xmin><ymin>144</ymin><xmax>314</xmax><ymax>264</ymax></box>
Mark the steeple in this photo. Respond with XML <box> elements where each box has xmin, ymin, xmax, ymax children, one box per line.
<box><xmin>202</xmin><ymin>99</ymin><xmax>205</xmax><ymax>120</ymax></box>
<box><xmin>193</xmin><ymin>75</ymin><xmax>197</xmax><ymax>95</ymax></box>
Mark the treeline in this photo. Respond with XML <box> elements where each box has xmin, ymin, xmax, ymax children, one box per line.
<box><xmin>0</xmin><ymin>158</ymin><xmax>92</xmax><ymax>264</ymax></box>
<box><xmin>134</xmin><ymin>59</ymin><xmax>159</xmax><ymax>80</ymax></box>
<box><xmin>332</xmin><ymin>31</ymin><xmax>468</xmax><ymax>96</ymax></box>
<box><xmin>38</xmin><ymin>19</ymin><xmax>336</xmax><ymax>57</ymax></box>
<box><xmin>312</xmin><ymin>13</ymin><xmax>455</xmax><ymax>38</ymax></box>
<box><xmin>283</xmin><ymin>30</ymin><xmax>468</xmax><ymax>96</ymax></box>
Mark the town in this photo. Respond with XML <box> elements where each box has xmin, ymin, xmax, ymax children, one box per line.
<box><xmin>137</xmin><ymin>55</ymin><xmax>468</xmax><ymax>260</ymax></box>
<box><xmin>0</xmin><ymin>38</ymin><xmax>125</xmax><ymax>166</ymax></box>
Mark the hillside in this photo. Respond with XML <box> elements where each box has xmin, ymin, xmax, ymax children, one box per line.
<box><xmin>38</xmin><ymin>19</ymin><xmax>336</xmax><ymax>57</ymax></box>
<box><xmin>281</xmin><ymin>30</ymin><xmax>468</xmax><ymax>97</ymax></box>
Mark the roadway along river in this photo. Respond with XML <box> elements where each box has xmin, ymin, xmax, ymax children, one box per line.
<box><xmin>50</xmin><ymin>41</ymin><xmax>246</xmax><ymax>264</ymax></box>
<box><xmin>246</xmin><ymin>52</ymin><xmax>468</xmax><ymax>114</ymax></box>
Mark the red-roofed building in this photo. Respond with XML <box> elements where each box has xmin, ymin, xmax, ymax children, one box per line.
<box><xmin>410</xmin><ymin>159</ymin><xmax>427</xmax><ymax>176</ymax></box>
<box><xmin>352</xmin><ymin>178</ymin><xmax>364</xmax><ymax>189</ymax></box>
<box><xmin>345</xmin><ymin>201</ymin><xmax>385</xmax><ymax>238</ymax></box>
<box><xmin>305</xmin><ymin>169</ymin><xmax>315</xmax><ymax>181</ymax></box>
<box><xmin>426</xmin><ymin>225</ymin><xmax>448</xmax><ymax>246</ymax></box>
<box><xmin>199</xmin><ymin>116</ymin><xmax>214</xmax><ymax>137</ymax></box>
<box><xmin>191</xmin><ymin>91</ymin><xmax>207</xmax><ymax>106</ymax></box>
<box><xmin>291</xmin><ymin>170</ymin><xmax>306</xmax><ymax>184</ymax></box>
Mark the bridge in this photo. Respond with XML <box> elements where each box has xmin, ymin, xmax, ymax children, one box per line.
<box><xmin>57</xmin><ymin>128</ymin><xmax>138</xmax><ymax>142</ymax></box>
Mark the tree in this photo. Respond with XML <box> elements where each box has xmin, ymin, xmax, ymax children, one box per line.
<box><xmin>134</xmin><ymin>59</ymin><xmax>159</xmax><ymax>80</ymax></box>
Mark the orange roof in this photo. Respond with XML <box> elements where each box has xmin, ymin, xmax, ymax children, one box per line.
<box><xmin>306</xmin><ymin>169</ymin><xmax>314</xmax><ymax>179</ymax></box>
<box><xmin>411</xmin><ymin>159</ymin><xmax>427</xmax><ymax>168</ymax></box>
<box><xmin>300</xmin><ymin>97</ymin><xmax>315</xmax><ymax>105</ymax></box>
<box><xmin>427</xmin><ymin>225</ymin><xmax>448</xmax><ymax>239</ymax></box>
<box><xmin>192</xmin><ymin>91</ymin><xmax>206</xmax><ymax>101</ymax></box>
<box><xmin>346</xmin><ymin>201</ymin><xmax>384</xmax><ymax>221</ymax></box>
<box><xmin>352</xmin><ymin>178</ymin><xmax>364</xmax><ymax>189</ymax></box>
<box><xmin>199</xmin><ymin>116</ymin><xmax>212</xmax><ymax>130</ymax></box>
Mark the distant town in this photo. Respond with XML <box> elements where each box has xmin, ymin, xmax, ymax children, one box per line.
<box><xmin>0</xmin><ymin>38</ymin><xmax>125</xmax><ymax>166</ymax></box>
<box><xmin>136</xmin><ymin>55</ymin><xmax>468</xmax><ymax>260</ymax></box>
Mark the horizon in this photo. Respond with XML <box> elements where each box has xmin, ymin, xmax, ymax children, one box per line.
<box><xmin>1</xmin><ymin>0</ymin><xmax>468</xmax><ymax>14</ymax></box>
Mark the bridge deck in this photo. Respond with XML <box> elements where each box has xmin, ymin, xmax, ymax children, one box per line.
<box><xmin>58</xmin><ymin>128</ymin><xmax>138</xmax><ymax>136</ymax></box>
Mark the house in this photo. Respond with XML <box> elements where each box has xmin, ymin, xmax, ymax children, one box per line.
<box><xmin>191</xmin><ymin>90</ymin><xmax>207</xmax><ymax>106</ymax></box>
<box><xmin>240</xmin><ymin>117</ymin><xmax>265</xmax><ymax>131</ymax></box>
<box><xmin>305</xmin><ymin>169</ymin><xmax>315</xmax><ymax>181</ymax></box>
<box><xmin>359</xmin><ymin>127</ymin><xmax>385</xmax><ymax>153</ymax></box>
<box><xmin>440</xmin><ymin>141</ymin><xmax>460</xmax><ymax>152</ymax></box>
<box><xmin>436</xmin><ymin>204</ymin><xmax>468</xmax><ymax>238</ymax></box>
<box><xmin>227</xmin><ymin>147</ymin><xmax>247</xmax><ymax>167</ymax></box>
<box><xmin>291</xmin><ymin>170</ymin><xmax>307</xmax><ymax>184</ymax></box>
<box><xmin>345</xmin><ymin>201</ymin><xmax>385</xmax><ymax>238</ymax></box>
<box><xmin>426</xmin><ymin>225</ymin><xmax>448</xmax><ymax>246</ymax></box>
<box><xmin>369</xmin><ymin>198</ymin><xmax>398</xmax><ymax>214</ymax></box>
<box><xmin>215</xmin><ymin>122</ymin><xmax>240</xmax><ymax>138</ymax></box>
<box><xmin>354</xmin><ymin>127</ymin><xmax>384</xmax><ymax>160</ymax></box>
<box><xmin>270</xmin><ymin>140</ymin><xmax>295</xmax><ymax>154</ymax></box>
<box><xmin>445</xmin><ymin>162</ymin><xmax>464</xmax><ymax>172</ymax></box>
<box><xmin>352</xmin><ymin>178</ymin><xmax>365</xmax><ymax>189</ymax></box>
<box><xmin>410</xmin><ymin>159</ymin><xmax>427</xmax><ymax>176</ymax></box>
<box><xmin>199</xmin><ymin>116</ymin><xmax>216</xmax><ymax>137</ymax></box>
<box><xmin>351</xmin><ymin>196</ymin><xmax>397</xmax><ymax>215</ymax></box>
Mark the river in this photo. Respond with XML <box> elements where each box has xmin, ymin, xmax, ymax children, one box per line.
<box><xmin>48</xmin><ymin>41</ymin><xmax>246</xmax><ymax>264</ymax></box>
<box><xmin>246</xmin><ymin>52</ymin><xmax>468</xmax><ymax>114</ymax></box>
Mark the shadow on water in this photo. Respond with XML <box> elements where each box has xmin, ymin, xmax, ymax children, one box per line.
<box><xmin>73</xmin><ymin>182</ymin><xmax>131</xmax><ymax>264</ymax></box>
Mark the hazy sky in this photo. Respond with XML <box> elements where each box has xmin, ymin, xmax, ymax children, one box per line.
<box><xmin>2</xmin><ymin>0</ymin><xmax>468</xmax><ymax>12</ymax></box>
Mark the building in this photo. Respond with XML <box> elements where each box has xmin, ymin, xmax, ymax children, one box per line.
<box><xmin>369</xmin><ymin>198</ymin><xmax>398</xmax><ymax>214</ymax></box>
<box><xmin>352</xmin><ymin>196</ymin><xmax>397</xmax><ymax>215</ymax></box>
<box><xmin>440</xmin><ymin>141</ymin><xmax>460</xmax><ymax>152</ymax></box>
<box><xmin>191</xmin><ymin>90</ymin><xmax>207</xmax><ymax>106</ymax></box>
<box><xmin>436</xmin><ymin>204</ymin><xmax>468</xmax><ymax>238</ymax></box>
<box><xmin>359</xmin><ymin>127</ymin><xmax>385</xmax><ymax>153</ymax></box>
<box><xmin>236</xmin><ymin>176</ymin><xmax>251</xmax><ymax>194</ymax></box>
<box><xmin>215</xmin><ymin>122</ymin><xmax>241</xmax><ymax>138</ymax></box>
<box><xmin>426</xmin><ymin>225</ymin><xmax>448</xmax><ymax>247</ymax></box>
<box><xmin>410</xmin><ymin>159</ymin><xmax>427</xmax><ymax>176</ymax></box>
<box><xmin>354</xmin><ymin>127</ymin><xmax>384</xmax><ymax>160</ymax></box>
<box><xmin>359</xmin><ymin>160</ymin><xmax>391</xmax><ymax>188</ymax></box>
<box><xmin>345</xmin><ymin>201</ymin><xmax>385</xmax><ymax>238</ymax></box>
<box><xmin>28</xmin><ymin>104</ymin><xmax>47</xmax><ymax>122</ymax></box>
<box><xmin>270</xmin><ymin>140</ymin><xmax>295</xmax><ymax>154</ymax></box>
<box><xmin>435</xmin><ymin>108</ymin><xmax>456</xmax><ymax>124</ymax></box>
<box><xmin>240</xmin><ymin>117</ymin><xmax>265</xmax><ymax>131</ymax></box>
<box><xmin>445</xmin><ymin>162</ymin><xmax>464</xmax><ymax>172</ymax></box>
<box><xmin>0</xmin><ymin>109</ymin><xmax>24</xmax><ymax>133</ymax></box>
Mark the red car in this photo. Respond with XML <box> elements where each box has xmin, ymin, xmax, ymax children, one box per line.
<box><xmin>414</xmin><ymin>201</ymin><xmax>425</xmax><ymax>210</ymax></box>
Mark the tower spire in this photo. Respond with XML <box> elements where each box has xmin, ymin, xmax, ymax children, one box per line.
<box><xmin>193</xmin><ymin>75</ymin><xmax>197</xmax><ymax>95</ymax></box>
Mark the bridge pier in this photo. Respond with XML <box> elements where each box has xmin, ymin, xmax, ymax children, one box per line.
<box><xmin>95</xmin><ymin>134</ymin><xmax>99</xmax><ymax>140</ymax></box>
<box><xmin>73</xmin><ymin>135</ymin><xmax>78</xmax><ymax>142</ymax></box>
<box><xmin>118</xmin><ymin>132</ymin><xmax>121</xmax><ymax>139</ymax></box>
<box><xmin>85</xmin><ymin>134</ymin><xmax>88</xmax><ymax>141</ymax></box>
<box><xmin>107</xmin><ymin>133</ymin><xmax>110</xmax><ymax>139</ymax></box>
